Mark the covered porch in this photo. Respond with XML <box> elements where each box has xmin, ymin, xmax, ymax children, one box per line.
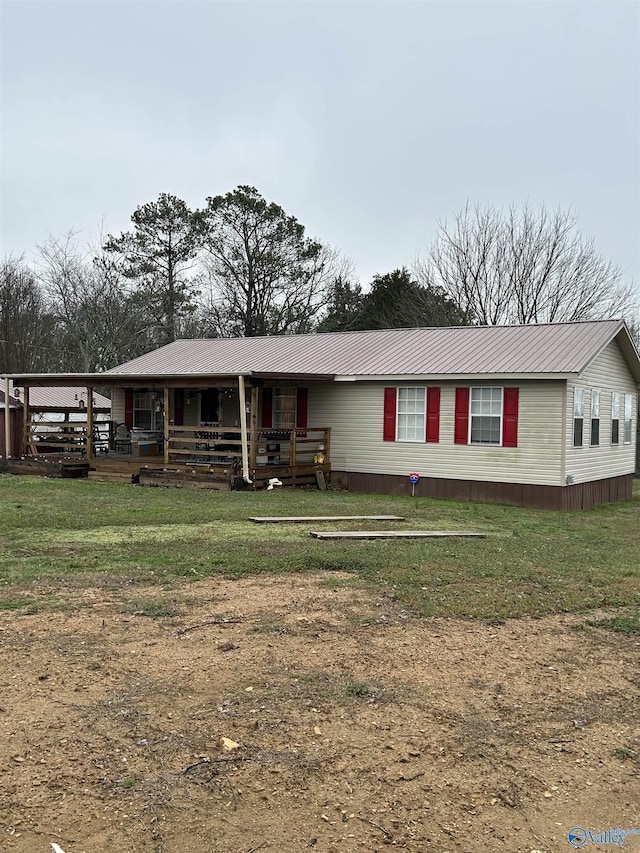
<box><xmin>3</xmin><ymin>373</ymin><xmax>331</xmax><ymax>490</ymax></box>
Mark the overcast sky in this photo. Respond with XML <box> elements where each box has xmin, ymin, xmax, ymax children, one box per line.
<box><xmin>1</xmin><ymin>0</ymin><xmax>639</xmax><ymax>295</ymax></box>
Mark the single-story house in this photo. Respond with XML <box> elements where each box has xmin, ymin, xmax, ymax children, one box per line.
<box><xmin>5</xmin><ymin>319</ymin><xmax>639</xmax><ymax>508</ymax></box>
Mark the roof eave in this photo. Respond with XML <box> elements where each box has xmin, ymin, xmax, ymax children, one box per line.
<box><xmin>253</xmin><ymin>372</ymin><xmax>336</xmax><ymax>382</ymax></box>
<box><xmin>6</xmin><ymin>373</ymin><xmax>113</xmax><ymax>386</ymax></box>
<box><xmin>335</xmin><ymin>372</ymin><xmax>577</xmax><ymax>382</ymax></box>
<box><xmin>8</xmin><ymin>370</ymin><xmax>337</xmax><ymax>385</ymax></box>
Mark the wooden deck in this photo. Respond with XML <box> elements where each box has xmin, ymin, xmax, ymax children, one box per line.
<box><xmin>1</xmin><ymin>452</ymin><xmax>331</xmax><ymax>491</ymax></box>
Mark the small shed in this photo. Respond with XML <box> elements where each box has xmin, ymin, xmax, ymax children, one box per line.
<box><xmin>1</xmin><ymin>378</ymin><xmax>111</xmax><ymax>458</ymax></box>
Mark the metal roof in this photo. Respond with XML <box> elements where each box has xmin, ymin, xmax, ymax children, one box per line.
<box><xmin>0</xmin><ymin>380</ymin><xmax>111</xmax><ymax>410</ymax></box>
<box><xmin>103</xmin><ymin>320</ymin><xmax>639</xmax><ymax>381</ymax></box>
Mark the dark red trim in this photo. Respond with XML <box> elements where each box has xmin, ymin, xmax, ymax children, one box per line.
<box><xmin>426</xmin><ymin>387</ymin><xmax>440</xmax><ymax>443</ymax></box>
<box><xmin>174</xmin><ymin>389</ymin><xmax>184</xmax><ymax>427</ymax></box>
<box><xmin>296</xmin><ymin>387</ymin><xmax>308</xmax><ymax>429</ymax></box>
<box><xmin>296</xmin><ymin>387</ymin><xmax>308</xmax><ymax>437</ymax></box>
<box><xmin>262</xmin><ymin>388</ymin><xmax>273</xmax><ymax>428</ymax></box>
<box><xmin>454</xmin><ymin>387</ymin><xmax>469</xmax><ymax>445</ymax></box>
<box><xmin>383</xmin><ymin>387</ymin><xmax>397</xmax><ymax>441</ymax></box>
<box><xmin>502</xmin><ymin>387</ymin><xmax>519</xmax><ymax>447</ymax></box>
<box><xmin>124</xmin><ymin>390</ymin><xmax>133</xmax><ymax>430</ymax></box>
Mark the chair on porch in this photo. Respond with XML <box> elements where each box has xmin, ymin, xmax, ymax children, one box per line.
<box><xmin>194</xmin><ymin>430</ymin><xmax>211</xmax><ymax>452</ymax></box>
<box><xmin>92</xmin><ymin>424</ymin><xmax>110</xmax><ymax>455</ymax></box>
<box><xmin>114</xmin><ymin>423</ymin><xmax>132</xmax><ymax>454</ymax></box>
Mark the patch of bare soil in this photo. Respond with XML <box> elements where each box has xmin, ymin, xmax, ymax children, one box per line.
<box><xmin>1</xmin><ymin>574</ymin><xmax>639</xmax><ymax>853</ymax></box>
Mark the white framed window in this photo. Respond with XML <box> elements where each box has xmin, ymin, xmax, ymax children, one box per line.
<box><xmin>133</xmin><ymin>391</ymin><xmax>163</xmax><ymax>431</ymax></box>
<box><xmin>470</xmin><ymin>387</ymin><xmax>502</xmax><ymax>445</ymax></box>
<box><xmin>590</xmin><ymin>389</ymin><xmax>600</xmax><ymax>446</ymax></box>
<box><xmin>273</xmin><ymin>387</ymin><xmax>296</xmax><ymax>429</ymax></box>
<box><xmin>397</xmin><ymin>387</ymin><xmax>426</xmax><ymax>441</ymax></box>
<box><xmin>611</xmin><ymin>392</ymin><xmax>620</xmax><ymax>445</ymax></box>
<box><xmin>573</xmin><ymin>387</ymin><xmax>584</xmax><ymax>448</ymax></box>
<box><xmin>624</xmin><ymin>393</ymin><xmax>634</xmax><ymax>444</ymax></box>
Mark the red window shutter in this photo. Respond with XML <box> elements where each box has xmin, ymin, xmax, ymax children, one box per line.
<box><xmin>262</xmin><ymin>388</ymin><xmax>273</xmax><ymax>428</ymax></box>
<box><xmin>454</xmin><ymin>387</ymin><xmax>470</xmax><ymax>445</ymax></box>
<box><xmin>383</xmin><ymin>387</ymin><xmax>397</xmax><ymax>442</ymax></box>
<box><xmin>296</xmin><ymin>387</ymin><xmax>308</xmax><ymax>429</ymax></box>
<box><xmin>174</xmin><ymin>389</ymin><xmax>184</xmax><ymax>427</ymax></box>
<box><xmin>124</xmin><ymin>389</ymin><xmax>133</xmax><ymax>430</ymax></box>
<box><xmin>502</xmin><ymin>387</ymin><xmax>519</xmax><ymax>447</ymax></box>
<box><xmin>426</xmin><ymin>387</ymin><xmax>441</xmax><ymax>443</ymax></box>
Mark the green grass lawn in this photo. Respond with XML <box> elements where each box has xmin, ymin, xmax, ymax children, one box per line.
<box><xmin>1</xmin><ymin>474</ymin><xmax>638</xmax><ymax>620</ymax></box>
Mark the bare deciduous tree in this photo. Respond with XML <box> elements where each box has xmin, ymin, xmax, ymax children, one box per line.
<box><xmin>416</xmin><ymin>203</ymin><xmax>633</xmax><ymax>325</ymax></box>
<box><xmin>625</xmin><ymin>305</ymin><xmax>640</xmax><ymax>352</ymax></box>
<box><xmin>37</xmin><ymin>234</ymin><xmax>153</xmax><ymax>371</ymax></box>
<box><xmin>0</xmin><ymin>256</ymin><xmax>60</xmax><ymax>372</ymax></box>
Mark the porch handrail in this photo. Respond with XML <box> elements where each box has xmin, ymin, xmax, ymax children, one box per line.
<box><xmin>165</xmin><ymin>425</ymin><xmax>331</xmax><ymax>467</ymax></box>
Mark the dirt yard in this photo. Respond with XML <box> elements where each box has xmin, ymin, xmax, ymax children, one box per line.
<box><xmin>1</xmin><ymin>573</ymin><xmax>639</xmax><ymax>853</ymax></box>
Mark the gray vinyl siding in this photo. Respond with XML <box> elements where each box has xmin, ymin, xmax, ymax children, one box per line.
<box><xmin>565</xmin><ymin>340</ymin><xmax>637</xmax><ymax>484</ymax></box>
<box><xmin>111</xmin><ymin>387</ymin><xmax>125</xmax><ymax>424</ymax></box>
<box><xmin>309</xmin><ymin>379</ymin><xmax>565</xmax><ymax>486</ymax></box>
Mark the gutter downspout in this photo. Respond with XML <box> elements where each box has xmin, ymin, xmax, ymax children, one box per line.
<box><xmin>237</xmin><ymin>374</ymin><xmax>252</xmax><ymax>485</ymax></box>
<box><xmin>3</xmin><ymin>377</ymin><xmax>10</xmax><ymax>458</ymax></box>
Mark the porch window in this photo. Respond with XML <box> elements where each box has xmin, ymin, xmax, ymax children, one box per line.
<box><xmin>133</xmin><ymin>392</ymin><xmax>163</xmax><ymax>431</ymax></box>
<box><xmin>273</xmin><ymin>388</ymin><xmax>297</xmax><ymax>429</ymax></box>
<box><xmin>262</xmin><ymin>387</ymin><xmax>308</xmax><ymax>430</ymax></box>
<box><xmin>470</xmin><ymin>387</ymin><xmax>502</xmax><ymax>445</ymax></box>
<box><xmin>624</xmin><ymin>393</ymin><xmax>634</xmax><ymax>444</ymax></box>
<box><xmin>611</xmin><ymin>392</ymin><xmax>620</xmax><ymax>444</ymax></box>
<box><xmin>590</xmin><ymin>389</ymin><xmax>600</xmax><ymax>446</ymax></box>
<box><xmin>573</xmin><ymin>388</ymin><xmax>584</xmax><ymax>447</ymax></box>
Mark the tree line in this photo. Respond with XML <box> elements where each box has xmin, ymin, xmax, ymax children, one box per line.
<box><xmin>1</xmin><ymin>186</ymin><xmax>638</xmax><ymax>374</ymax></box>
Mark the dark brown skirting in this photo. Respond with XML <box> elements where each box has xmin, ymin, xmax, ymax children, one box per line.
<box><xmin>334</xmin><ymin>471</ymin><xmax>635</xmax><ymax>510</ymax></box>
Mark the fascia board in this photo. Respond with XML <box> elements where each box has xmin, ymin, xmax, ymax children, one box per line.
<box><xmin>334</xmin><ymin>373</ymin><xmax>576</xmax><ymax>382</ymax></box>
<box><xmin>7</xmin><ymin>372</ymin><xmax>253</xmax><ymax>386</ymax></box>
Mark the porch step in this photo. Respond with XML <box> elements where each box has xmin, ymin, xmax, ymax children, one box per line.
<box><xmin>87</xmin><ymin>470</ymin><xmax>137</xmax><ymax>484</ymax></box>
<box><xmin>91</xmin><ymin>458</ymin><xmax>149</xmax><ymax>474</ymax></box>
<box><xmin>138</xmin><ymin>467</ymin><xmax>231</xmax><ymax>490</ymax></box>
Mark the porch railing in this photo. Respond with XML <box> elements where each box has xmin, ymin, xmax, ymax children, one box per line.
<box><xmin>166</xmin><ymin>426</ymin><xmax>330</xmax><ymax>468</ymax></box>
<box><xmin>25</xmin><ymin>419</ymin><xmax>113</xmax><ymax>455</ymax></box>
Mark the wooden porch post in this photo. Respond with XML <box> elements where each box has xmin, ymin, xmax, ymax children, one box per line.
<box><xmin>237</xmin><ymin>375</ymin><xmax>251</xmax><ymax>484</ymax></box>
<box><xmin>324</xmin><ymin>428</ymin><xmax>331</xmax><ymax>466</ymax></box>
<box><xmin>3</xmin><ymin>377</ymin><xmax>10</xmax><ymax>458</ymax></box>
<box><xmin>250</xmin><ymin>385</ymin><xmax>258</xmax><ymax>470</ymax></box>
<box><xmin>86</xmin><ymin>386</ymin><xmax>94</xmax><ymax>461</ymax></box>
<box><xmin>22</xmin><ymin>386</ymin><xmax>30</xmax><ymax>457</ymax></box>
<box><xmin>163</xmin><ymin>387</ymin><xmax>170</xmax><ymax>464</ymax></box>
